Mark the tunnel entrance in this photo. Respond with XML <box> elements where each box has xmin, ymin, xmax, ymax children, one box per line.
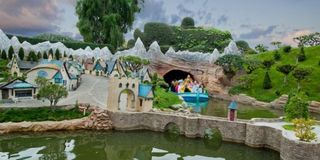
<box><xmin>163</xmin><ymin>70</ymin><xmax>195</xmax><ymax>85</ymax></box>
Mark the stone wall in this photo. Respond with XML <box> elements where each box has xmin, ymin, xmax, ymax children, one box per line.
<box><xmin>108</xmin><ymin>111</ymin><xmax>320</xmax><ymax>160</ymax></box>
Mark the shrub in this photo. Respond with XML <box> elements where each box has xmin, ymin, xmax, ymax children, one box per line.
<box><xmin>8</xmin><ymin>46</ymin><xmax>14</xmax><ymax>59</ymax></box>
<box><xmin>133</xmin><ymin>28</ymin><xmax>144</xmax><ymax>40</ymax></box>
<box><xmin>181</xmin><ymin>17</ymin><xmax>195</xmax><ymax>29</ymax></box>
<box><xmin>293</xmin><ymin>118</ymin><xmax>317</xmax><ymax>142</ymax></box>
<box><xmin>245</xmin><ymin>49</ymin><xmax>258</xmax><ymax>55</ymax></box>
<box><xmin>236</xmin><ymin>40</ymin><xmax>251</xmax><ymax>53</ymax></box>
<box><xmin>292</xmin><ymin>67</ymin><xmax>312</xmax><ymax>90</ymax></box>
<box><xmin>228</xmin><ymin>85</ymin><xmax>242</xmax><ymax>95</ymax></box>
<box><xmin>37</xmin><ymin>51</ymin><xmax>42</xmax><ymax>59</ymax></box>
<box><xmin>1</xmin><ymin>49</ymin><xmax>7</xmax><ymax>60</ymax></box>
<box><xmin>18</xmin><ymin>48</ymin><xmax>24</xmax><ymax>60</ymax></box>
<box><xmin>276</xmin><ymin>64</ymin><xmax>295</xmax><ymax>84</ymax></box>
<box><xmin>262</xmin><ymin>59</ymin><xmax>274</xmax><ymax>70</ymax></box>
<box><xmin>215</xmin><ymin>55</ymin><xmax>244</xmax><ymax>79</ymax></box>
<box><xmin>203</xmin><ymin>128</ymin><xmax>222</xmax><ymax>149</ymax></box>
<box><xmin>55</xmin><ymin>49</ymin><xmax>61</xmax><ymax>60</ymax></box>
<box><xmin>273</xmin><ymin>51</ymin><xmax>281</xmax><ymax>61</ymax></box>
<box><xmin>144</xmin><ymin>22</ymin><xmax>176</xmax><ymax>46</ymax></box>
<box><xmin>297</xmin><ymin>47</ymin><xmax>306</xmax><ymax>62</ymax></box>
<box><xmin>283</xmin><ymin>45</ymin><xmax>292</xmax><ymax>53</ymax></box>
<box><xmin>43</xmin><ymin>52</ymin><xmax>48</xmax><ymax>59</ymax></box>
<box><xmin>285</xmin><ymin>91</ymin><xmax>309</xmax><ymax>121</ymax></box>
<box><xmin>263</xmin><ymin>71</ymin><xmax>272</xmax><ymax>89</ymax></box>
<box><xmin>127</xmin><ymin>39</ymin><xmax>135</xmax><ymax>48</ymax></box>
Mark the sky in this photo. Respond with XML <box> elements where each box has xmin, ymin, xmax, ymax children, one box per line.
<box><xmin>0</xmin><ymin>0</ymin><xmax>319</xmax><ymax>48</ymax></box>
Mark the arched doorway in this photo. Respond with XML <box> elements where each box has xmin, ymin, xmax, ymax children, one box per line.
<box><xmin>163</xmin><ymin>70</ymin><xmax>195</xmax><ymax>85</ymax></box>
<box><xmin>118</xmin><ymin>89</ymin><xmax>135</xmax><ymax>111</ymax></box>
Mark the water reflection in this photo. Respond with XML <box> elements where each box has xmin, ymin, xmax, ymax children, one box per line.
<box><xmin>0</xmin><ymin>130</ymin><xmax>280</xmax><ymax>160</ymax></box>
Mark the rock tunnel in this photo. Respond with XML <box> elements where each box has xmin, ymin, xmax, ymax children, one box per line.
<box><xmin>163</xmin><ymin>70</ymin><xmax>195</xmax><ymax>85</ymax></box>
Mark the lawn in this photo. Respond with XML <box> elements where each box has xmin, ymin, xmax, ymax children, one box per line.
<box><xmin>236</xmin><ymin>46</ymin><xmax>320</xmax><ymax>102</ymax></box>
<box><xmin>153</xmin><ymin>87</ymin><xmax>182</xmax><ymax>109</ymax></box>
<box><xmin>0</xmin><ymin>107</ymin><xmax>88</xmax><ymax>123</ymax></box>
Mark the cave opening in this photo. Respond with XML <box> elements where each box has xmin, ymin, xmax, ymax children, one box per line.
<box><xmin>163</xmin><ymin>70</ymin><xmax>195</xmax><ymax>85</ymax></box>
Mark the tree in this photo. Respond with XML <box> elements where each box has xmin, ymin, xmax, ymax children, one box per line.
<box><xmin>271</xmin><ymin>41</ymin><xmax>282</xmax><ymax>49</ymax></box>
<box><xmin>276</xmin><ymin>64</ymin><xmax>295</xmax><ymax>84</ymax></box>
<box><xmin>273</xmin><ymin>51</ymin><xmax>281</xmax><ymax>61</ymax></box>
<box><xmin>244</xmin><ymin>57</ymin><xmax>261</xmax><ymax>74</ymax></box>
<box><xmin>36</xmin><ymin>77</ymin><xmax>68</xmax><ymax>107</ymax></box>
<box><xmin>283</xmin><ymin>45</ymin><xmax>292</xmax><ymax>53</ymax></box>
<box><xmin>55</xmin><ymin>49</ymin><xmax>61</xmax><ymax>60</ymax></box>
<box><xmin>18</xmin><ymin>48</ymin><xmax>24</xmax><ymax>60</ymax></box>
<box><xmin>48</xmin><ymin>48</ymin><xmax>54</xmax><ymax>56</ymax></box>
<box><xmin>63</xmin><ymin>52</ymin><xmax>67</xmax><ymax>58</ymax></box>
<box><xmin>133</xmin><ymin>28</ymin><xmax>144</xmax><ymax>40</ymax></box>
<box><xmin>121</xmin><ymin>55</ymin><xmax>150</xmax><ymax>73</ymax></box>
<box><xmin>27</xmin><ymin>51</ymin><xmax>38</xmax><ymax>62</ymax></box>
<box><xmin>8</xmin><ymin>46</ymin><xmax>14</xmax><ymax>60</ymax></box>
<box><xmin>255</xmin><ymin>44</ymin><xmax>268</xmax><ymax>53</ymax></box>
<box><xmin>43</xmin><ymin>51</ymin><xmax>48</xmax><ymax>59</ymax></box>
<box><xmin>181</xmin><ymin>17</ymin><xmax>195</xmax><ymax>29</ymax></box>
<box><xmin>37</xmin><ymin>51</ymin><xmax>42</xmax><ymax>60</ymax></box>
<box><xmin>285</xmin><ymin>91</ymin><xmax>310</xmax><ymax>121</ymax></box>
<box><xmin>127</xmin><ymin>39</ymin><xmax>135</xmax><ymax>48</ymax></box>
<box><xmin>236</xmin><ymin>40</ymin><xmax>251</xmax><ymax>53</ymax></box>
<box><xmin>262</xmin><ymin>59</ymin><xmax>274</xmax><ymax>70</ymax></box>
<box><xmin>297</xmin><ymin>47</ymin><xmax>306</xmax><ymax>62</ymax></box>
<box><xmin>1</xmin><ymin>50</ymin><xmax>7</xmax><ymax>60</ymax></box>
<box><xmin>76</xmin><ymin>0</ymin><xmax>142</xmax><ymax>48</ymax></box>
<box><xmin>294</xmin><ymin>32</ymin><xmax>320</xmax><ymax>47</ymax></box>
<box><xmin>263</xmin><ymin>71</ymin><xmax>272</xmax><ymax>89</ymax></box>
<box><xmin>292</xmin><ymin>67</ymin><xmax>312</xmax><ymax>90</ymax></box>
<box><xmin>215</xmin><ymin>55</ymin><xmax>244</xmax><ymax>79</ymax></box>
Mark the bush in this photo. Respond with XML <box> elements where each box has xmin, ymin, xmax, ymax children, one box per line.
<box><xmin>263</xmin><ymin>71</ymin><xmax>272</xmax><ymax>89</ymax></box>
<box><xmin>245</xmin><ymin>49</ymin><xmax>258</xmax><ymax>55</ymax></box>
<box><xmin>8</xmin><ymin>46</ymin><xmax>14</xmax><ymax>60</ymax></box>
<box><xmin>215</xmin><ymin>55</ymin><xmax>244</xmax><ymax>79</ymax></box>
<box><xmin>1</xmin><ymin>49</ymin><xmax>7</xmax><ymax>60</ymax></box>
<box><xmin>293</xmin><ymin>118</ymin><xmax>317</xmax><ymax>142</ymax></box>
<box><xmin>127</xmin><ymin>39</ymin><xmax>135</xmax><ymax>48</ymax></box>
<box><xmin>236</xmin><ymin>40</ymin><xmax>251</xmax><ymax>53</ymax></box>
<box><xmin>133</xmin><ymin>28</ymin><xmax>144</xmax><ymax>40</ymax></box>
<box><xmin>144</xmin><ymin>22</ymin><xmax>176</xmax><ymax>46</ymax></box>
<box><xmin>203</xmin><ymin>128</ymin><xmax>222</xmax><ymax>149</ymax></box>
<box><xmin>285</xmin><ymin>91</ymin><xmax>309</xmax><ymax>121</ymax></box>
<box><xmin>228</xmin><ymin>85</ymin><xmax>242</xmax><ymax>95</ymax></box>
<box><xmin>18</xmin><ymin>48</ymin><xmax>24</xmax><ymax>60</ymax></box>
<box><xmin>262</xmin><ymin>59</ymin><xmax>275</xmax><ymax>70</ymax></box>
<box><xmin>283</xmin><ymin>45</ymin><xmax>292</xmax><ymax>53</ymax></box>
<box><xmin>181</xmin><ymin>17</ymin><xmax>195</xmax><ymax>29</ymax></box>
<box><xmin>273</xmin><ymin>51</ymin><xmax>281</xmax><ymax>61</ymax></box>
<box><xmin>297</xmin><ymin>47</ymin><xmax>306</xmax><ymax>62</ymax></box>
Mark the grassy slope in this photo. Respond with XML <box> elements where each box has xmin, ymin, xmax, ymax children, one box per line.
<box><xmin>239</xmin><ymin>46</ymin><xmax>320</xmax><ymax>102</ymax></box>
<box><xmin>153</xmin><ymin>87</ymin><xmax>182</xmax><ymax>109</ymax></box>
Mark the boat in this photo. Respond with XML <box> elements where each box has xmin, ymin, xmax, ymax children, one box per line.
<box><xmin>177</xmin><ymin>92</ymin><xmax>209</xmax><ymax>102</ymax></box>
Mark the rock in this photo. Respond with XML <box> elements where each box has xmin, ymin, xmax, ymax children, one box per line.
<box><xmin>170</xmin><ymin>104</ymin><xmax>182</xmax><ymax>110</ymax></box>
<box><xmin>270</xmin><ymin>95</ymin><xmax>288</xmax><ymax>109</ymax></box>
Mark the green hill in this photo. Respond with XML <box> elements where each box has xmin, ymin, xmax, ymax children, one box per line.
<box><xmin>234</xmin><ymin>46</ymin><xmax>320</xmax><ymax>102</ymax></box>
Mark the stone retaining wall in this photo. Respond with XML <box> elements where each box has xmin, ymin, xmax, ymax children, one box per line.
<box><xmin>108</xmin><ymin>111</ymin><xmax>320</xmax><ymax>160</ymax></box>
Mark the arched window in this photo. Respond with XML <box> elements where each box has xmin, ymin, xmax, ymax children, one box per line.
<box><xmin>119</xmin><ymin>83</ymin><xmax>122</xmax><ymax>88</ymax></box>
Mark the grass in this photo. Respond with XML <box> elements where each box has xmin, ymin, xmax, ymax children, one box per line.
<box><xmin>237</xmin><ymin>108</ymin><xmax>278</xmax><ymax>119</ymax></box>
<box><xmin>153</xmin><ymin>87</ymin><xmax>182</xmax><ymax>109</ymax></box>
<box><xmin>0</xmin><ymin>107</ymin><xmax>88</xmax><ymax>123</ymax></box>
<box><xmin>237</xmin><ymin>46</ymin><xmax>320</xmax><ymax>102</ymax></box>
<box><xmin>283</xmin><ymin>124</ymin><xmax>295</xmax><ymax>131</ymax></box>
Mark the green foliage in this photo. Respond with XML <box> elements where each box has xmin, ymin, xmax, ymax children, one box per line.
<box><xmin>8</xmin><ymin>46</ymin><xmax>14</xmax><ymax>60</ymax></box>
<box><xmin>236</xmin><ymin>40</ymin><xmax>251</xmax><ymax>53</ymax></box>
<box><xmin>293</xmin><ymin>118</ymin><xmax>317</xmax><ymax>142</ymax></box>
<box><xmin>133</xmin><ymin>28</ymin><xmax>144</xmax><ymax>40</ymax></box>
<box><xmin>37</xmin><ymin>51</ymin><xmax>42</xmax><ymax>59</ymax></box>
<box><xmin>153</xmin><ymin>87</ymin><xmax>182</xmax><ymax>109</ymax></box>
<box><xmin>255</xmin><ymin>44</ymin><xmax>268</xmax><ymax>53</ymax></box>
<box><xmin>203</xmin><ymin>128</ymin><xmax>222</xmax><ymax>149</ymax></box>
<box><xmin>285</xmin><ymin>91</ymin><xmax>310</xmax><ymax>121</ymax></box>
<box><xmin>294</xmin><ymin>32</ymin><xmax>320</xmax><ymax>47</ymax></box>
<box><xmin>55</xmin><ymin>49</ymin><xmax>61</xmax><ymax>60</ymax></box>
<box><xmin>271</xmin><ymin>41</ymin><xmax>282</xmax><ymax>49</ymax></box>
<box><xmin>27</xmin><ymin>51</ymin><xmax>38</xmax><ymax>62</ymax></box>
<box><xmin>1</xmin><ymin>49</ymin><xmax>7</xmax><ymax>60</ymax></box>
<box><xmin>181</xmin><ymin>17</ymin><xmax>195</xmax><ymax>29</ymax></box>
<box><xmin>263</xmin><ymin>71</ymin><xmax>272</xmax><ymax>89</ymax></box>
<box><xmin>43</xmin><ymin>51</ymin><xmax>48</xmax><ymax>59</ymax></box>
<box><xmin>143</xmin><ymin>22</ymin><xmax>175</xmax><ymax>46</ymax></box>
<box><xmin>283</xmin><ymin>45</ymin><xmax>292</xmax><ymax>53</ymax></box>
<box><xmin>245</xmin><ymin>49</ymin><xmax>258</xmax><ymax>55</ymax></box>
<box><xmin>292</xmin><ymin>67</ymin><xmax>312</xmax><ymax>89</ymax></box>
<box><xmin>48</xmin><ymin>48</ymin><xmax>53</xmax><ymax>56</ymax></box>
<box><xmin>297</xmin><ymin>47</ymin><xmax>306</xmax><ymax>62</ymax></box>
<box><xmin>34</xmin><ymin>33</ymin><xmax>76</xmax><ymax>42</ymax></box>
<box><xmin>238</xmin><ymin>75</ymin><xmax>256</xmax><ymax>89</ymax></box>
<box><xmin>36</xmin><ymin>77</ymin><xmax>68</xmax><ymax>107</ymax></box>
<box><xmin>276</xmin><ymin>64</ymin><xmax>295</xmax><ymax>84</ymax></box>
<box><xmin>283</xmin><ymin>124</ymin><xmax>295</xmax><ymax>131</ymax></box>
<box><xmin>18</xmin><ymin>48</ymin><xmax>24</xmax><ymax>60</ymax></box>
<box><xmin>262</xmin><ymin>59</ymin><xmax>274</xmax><ymax>70</ymax></box>
<box><xmin>76</xmin><ymin>0</ymin><xmax>141</xmax><ymax>48</ymax></box>
<box><xmin>0</xmin><ymin>107</ymin><xmax>86</xmax><ymax>123</ymax></box>
<box><xmin>121</xmin><ymin>55</ymin><xmax>150</xmax><ymax>73</ymax></box>
<box><xmin>273</xmin><ymin>51</ymin><xmax>281</xmax><ymax>61</ymax></box>
<box><xmin>215</xmin><ymin>55</ymin><xmax>244</xmax><ymax>79</ymax></box>
<box><xmin>127</xmin><ymin>39</ymin><xmax>135</xmax><ymax>48</ymax></box>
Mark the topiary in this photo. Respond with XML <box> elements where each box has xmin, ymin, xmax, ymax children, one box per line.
<box><xmin>283</xmin><ymin>45</ymin><xmax>292</xmax><ymax>53</ymax></box>
<box><xmin>8</xmin><ymin>46</ymin><xmax>14</xmax><ymax>59</ymax></box>
<box><xmin>127</xmin><ymin>39</ymin><xmax>135</xmax><ymax>48</ymax></box>
<box><xmin>297</xmin><ymin>47</ymin><xmax>306</xmax><ymax>62</ymax></box>
<box><xmin>215</xmin><ymin>55</ymin><xmax>244</xmax><ymax>79</ymax></box>
<box><xmin>1</xmin><ymin>49</ymin><xmax>7</xmax><ymax>60</ymax></box>
<box><xmin>143</xmin><ymin>22</ymin><xmax>176</xmax><ymax>46</ymax></box>
<box><xmin>133</xmin><ymin>28</ymin><xmax>144</xmax><ymax>40</ymax></box>
<box><xmin>273</xmin><ymin>51</ymin><xmax>281</xmax><ymax>61</ymax></box>
<box><xmin>18</xmin><ymin>48</ymin><xmax>25</xmax><ymax>60</ymax></box>
<box><xmin>181</xmin><ymin>17</ymin><xmax>195</xmax><ymax>29</ymax></box>
<box><xmin>285</xmin><ymin>91</ymin><xmax>309</xmax><ymax>121</ymax></box>
<box><xmin>263</xmin><ymin>71</ymin><xmax>272</xmax><ymax>89</ymax></box>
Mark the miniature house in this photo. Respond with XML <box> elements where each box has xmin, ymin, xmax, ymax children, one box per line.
<box><xmin>0</xmin><ymin>79</ymin><xmax>37</xmax><ymax>100</ymax></box>
<box><xmin>228</xmin><ymin>100</ymin><xmax>238</xmax><ymax>121</ymax></box>
<box><xmin>106</xmin><ymin>76</ymin><xmax>153</xmax><ymax>112</ymax></box>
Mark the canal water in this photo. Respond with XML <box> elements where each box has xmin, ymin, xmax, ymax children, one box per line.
<box><xmin>0</xmin><ymin>130</ymin><xmax>280</xmax><ymax>160</ymax></box>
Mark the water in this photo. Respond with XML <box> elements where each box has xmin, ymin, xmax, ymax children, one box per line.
<box><xmin>188</xmin><ymin>98</ymin><xmax>320</xmax><ymax>120</ymax></box>
<box><xmin>0</xmin><ymin>130</ymin><xmax>280</xmax><ymax>160</ymax></box>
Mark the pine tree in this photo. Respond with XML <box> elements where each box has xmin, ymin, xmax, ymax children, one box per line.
<box><xmin>55</xmin><ymin>49</ymin><xmax>61</xmax><ymax>60</ymax></box>
<box><xmin>48</xmin><ymin>48</ymin><xmax>53</xmax><ymax>56</ymax></box>
<box><xmin>27</xmin><ymin>51</ymin><xmax>38</xmax><ymax>62</ymax></box>
<box><xmin>8</xmin><ymin>46</ymin><xmax>14</xmax><ymax>60</ymax></box>
<box><xmin>43</xmin><ymin>51</ymin><xmax>48</xmax><ymax>59</ymax></box>
<box><xmin>37</xmin><ymin>51</ymin><xmax>42</xmax><ymax>59</ymax></box>
<box><xmin>1</xmin><ymin>50</ymin><xmax>7</xmax><ymax>60</ymax></box>
<box><xmin>263</xmin><ymin>71</ymin><xmax>272</xmax><ymax>89</ymax></box>
<box><xmin>18</xmin><ymin>48</ymin><xmax>25</xmax><ymax>60</ymax></box>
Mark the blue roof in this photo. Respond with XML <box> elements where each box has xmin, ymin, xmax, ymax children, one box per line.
<box><xmin>40</xmin><ymin>59</ymin><xmax>63</xmax><ymax>68</ymax></box>
<box><xmin>138</xmin><ymin>84</ymin><xmax>153</xmax><ymax>98</ymax></box>
<box><xmin>0</xmin><ymin>79</ymin><xmax>36</xmax><ymax>89</ymax></box>
<box><xmin>13</xmin><ymin>82</ymin><xmax>34</xmax><ymax>88</ymax></box>
<box><xmin>228</xmin><ymin>101</ymin><xmax>238</xmax><ymax>110</ymax></box>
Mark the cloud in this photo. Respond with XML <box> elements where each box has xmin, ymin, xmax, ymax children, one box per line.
<box><xmin>239</xmin><ymin>25</ymin><xmax>277</xmax><ymax>39</ymax></box>
<box><xmin>217</xmin><ymin>15</ymin><xmax>228</xmax><ymax>25</ymax></box>
<box><xmin>0</xmin><ymin>0</ymin><xmax>62</xmax><ymax>36</ymax></box>
<box><xmin>177</xmin><ymin>4</ymin><xmax>194</xmax><ymax>16</ymax></box>
<box><xmin>278</xmin><ymin>29</ymin><xmax>313</xmax><ymax>46</ymax></box>
<box><xmin>137</xmin><ymin>0</ymin><xmax>168</xmax><ymax>22</ymax></box>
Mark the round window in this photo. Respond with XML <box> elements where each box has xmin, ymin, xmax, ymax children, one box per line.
<box><xmin>37</xmin><ymin>70</ymin><xmax>48</xmax><ymax>77</ymax></box>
